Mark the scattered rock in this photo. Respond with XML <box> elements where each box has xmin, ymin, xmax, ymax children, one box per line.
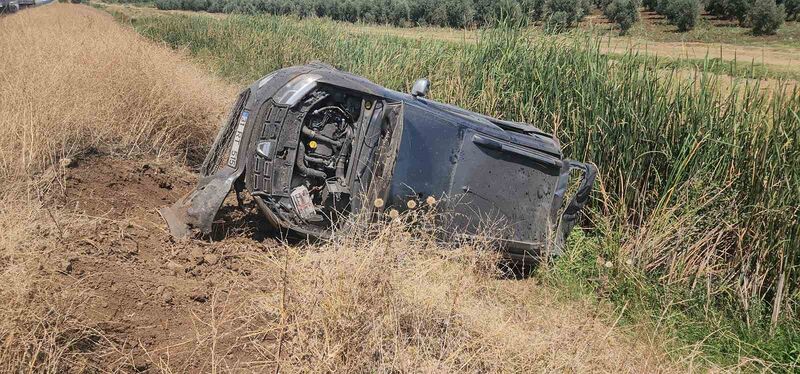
<box><xmin>190</xmin><ymin>248</ymin><xmax>204</xmax><ymax>265</ymax></box>
<box><xmin>166</xmin><ymin>261</ymin><xmax>184</xmax><ymax>276</ymax></box>
<box><xmin>158</xmin><ymin>181</ymin><xmax>173</xmax><ymax>190</ymax></box>
<box><xmin>60</xmin><ymin>259</ymin><xmax>74</xmax><ymax>274</ymax></box>
<box><xmin>60</xmin><ymin>158</ymin><xmax>77</xmax><ymax>168</ymax></box>
<box><xmin>132</xmin><ymin>356</ymin><xmax>149</xmax><ymax>372</ymax></box>
<box><xmin>203</xmin><ymin>253</ymin><xmax>219</xmax><ymax>266</ymax></box>
<box><xmin>189</xmin><ymin>289</ymin><xmax>208</xmax><ymax>303</ymax></box>
<box><xmin>162</xmin><ymin>291</ymin><xmax>174</xmax><ymax>304</ymax></box>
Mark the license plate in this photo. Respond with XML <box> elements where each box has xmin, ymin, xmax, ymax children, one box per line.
<box><xmin>290</xmin><ymin>186</ymin><xmax>316</xmax><ymax>220</ymax></box>
<box><xmin>227</xmin><ymin>110</ymin><xmax>249</xmax><ymax>168</ymax></box>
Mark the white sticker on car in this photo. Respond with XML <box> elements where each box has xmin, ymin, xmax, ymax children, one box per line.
<box><xmin>227</xmin><ymin>110</ymin><xmax>249</xmax><ymax>168</ymax></box>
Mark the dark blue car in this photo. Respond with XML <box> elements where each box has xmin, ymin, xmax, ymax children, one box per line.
<box><xmin>162</xmin><ymin>63</ymin><xmax>596</xmax><ymax>263</ymax></box>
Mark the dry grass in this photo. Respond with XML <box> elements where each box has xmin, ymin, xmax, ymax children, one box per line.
<box><xmin>0</xmin><ymin>4</ymin><xmax>677</xmax><ymax>372</ymax></box>
<box><xmin>0</xmin><ymin>4</ymin><xmax>235</xmax><ymax>181</ymax></box>
<box><xmin>0</xmin><ymin>4</ymin><xmax>232</xmax><ymax>371</ymax></box>
<box><xmin>234</xmin><ymin>214</ymin><xmax>676</xmax><ymax>372</ymax></box>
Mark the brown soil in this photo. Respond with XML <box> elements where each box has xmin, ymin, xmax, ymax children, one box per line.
<box><xmin>47</xmin><ymin>156</ymin><xmax>276</xmax><ymax>372</ymax></box>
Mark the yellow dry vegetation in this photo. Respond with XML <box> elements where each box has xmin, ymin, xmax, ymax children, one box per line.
<box><xmin>0</xmin><ymin>4</ymin><xmax>234</xmax><ymax>180</ymax></box>
<box><xmin>0</xmin><ymin>4</ymin><xmax>678</xmax><ymax>372</ymax></box>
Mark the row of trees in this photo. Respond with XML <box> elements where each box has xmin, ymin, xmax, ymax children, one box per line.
<box><xmin>644</xmin><ymin>0</ymin><xmax>795</xmax><ymax>33</ymax></box>
<box><xmin>153</xmin><ymin>0</ymin><xmax>797</xmax><ymax>34</ymax></box>
<box><xmin>153</xmin><ymin>0</ymin><xmax>642</xmax><ymax>32</ymax></box>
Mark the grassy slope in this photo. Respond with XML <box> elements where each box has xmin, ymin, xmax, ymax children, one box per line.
<box><xmin>106</xmin><ymin>8</ymin><xmax>800</xmax><ymax>370</ymax></box>
<box><xmin>0</xmin><ymin>4</ymin><xmax>676</xmax><ymax>372</ymax></box>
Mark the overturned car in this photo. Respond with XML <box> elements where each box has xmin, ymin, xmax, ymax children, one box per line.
<box><xmin>161</xmin><ymin>63</ymin><xmax>596</xmax><ymax>262</ymax></box>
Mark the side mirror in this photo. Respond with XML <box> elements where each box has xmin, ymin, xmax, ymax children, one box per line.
<box><xmin>411</xmin><ymin>78</ymin><xmax>430</xmax><ymax>98</ymax></box>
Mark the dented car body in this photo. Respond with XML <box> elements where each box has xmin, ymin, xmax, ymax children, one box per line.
<box><xmin>161</xmin><ymin>63</ymin><xmax>596</xmax><ymax>261</ymax></box>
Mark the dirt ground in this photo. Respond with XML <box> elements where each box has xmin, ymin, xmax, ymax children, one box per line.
<box><xmin>601</xmin><ymin>38</ymin><xmax>800</xmax><ymax>73</ymax></box>
<box><xmin>43</xmin><ymin>156</ymin><xmax>278</xmax><ymax>371</ymax></box>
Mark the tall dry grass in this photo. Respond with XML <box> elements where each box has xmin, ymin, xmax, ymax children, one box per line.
<box><xmin>0</xmin><ymin>4</ymin><xmax>233</xmax><ymax>371</ymax></box>
<box><xmin>179</xmin><ymin>211</ymin><xmax>676</xmax><ymax>372</ymax></box>
<box><xmin>0</xmin><ymin>4</ymin><xmax>235</xmax><ymax>182</ymax></box>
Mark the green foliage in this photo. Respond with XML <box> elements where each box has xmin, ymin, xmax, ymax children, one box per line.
<box><xmin>706</xmin><ymin>0</ymin><xmax>754</xmax><ymax>25</ymax></box>
<box><xmin>604</xmin><ymin>0</ymin><xmax>640</xmax><ymax>34</ymax></box>
<box><xmin>653</xmin><ymin>0</ymin><xmax>671</xmax><ymax>14</ymax></box>
<box><xmin>783</xmin><ymin>0</ymin><xmax>800</xmax><ymax>19</ymax></box>
<box><xmin>474</xmin><ymin>0</ymin><xmax>523</xmax><ymax>25</ymax></box>
<box><xmin>729</xmin><ymin>0</ymin><xmax>753</xmax><ymax>25</ymax></box>
<box><xmin>544</xmin><ymin>10</ymin><xmax>570</xmax><ymax>32</ymax></box>
<box><xmin>154</xmin><ymin>0</ymin><xmax>177</xmax><ymax>10</ymax></box>
<box><xmin>154</xmin><ymin>0</ymin><xmax>549</xmax><ymax>27</ymax></box>
<box><xmin>664</xmin><ymin>0</ymin><xmax>700</xmax><ymax>31</ymax></box>
<box><xmin>520</xmin><ymin>0</ymin><xmax>548</xmax><ymax>20</ymax></box>
<box><xmin>595</xmin><ymin>0</ymin><xmax>613</xmax><ymax>9</ymax></box>
<box><xmin>750</xmin><ymin>0</ymin><xmax>785</xmax><ymax>34</ymax></box>
<box><xmin>548</xmin><ymin>222</ymin><xmax>800</xmax><ymax>369</ymax></box>
<box><xmin>542</xmin><ymin>0</ymin><xmax>591</xmax><ymax>33</ymax></box>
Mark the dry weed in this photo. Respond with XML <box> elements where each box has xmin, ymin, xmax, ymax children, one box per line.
<box><xmin>0</xmin><ymin>4</ymin><xmax>235</xmax><ymax>182</ymax></box>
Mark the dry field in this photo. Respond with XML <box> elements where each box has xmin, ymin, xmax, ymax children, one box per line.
<box><xmin>0</xmin><ymin>4</ymin><xmax>679</xmax><ymax>372</ymax></box>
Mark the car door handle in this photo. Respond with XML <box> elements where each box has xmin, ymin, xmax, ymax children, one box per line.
<box><xmin>472</xmin><ymin>134</ymin><xmax>562</xmax><ymax>169</ymax></box>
